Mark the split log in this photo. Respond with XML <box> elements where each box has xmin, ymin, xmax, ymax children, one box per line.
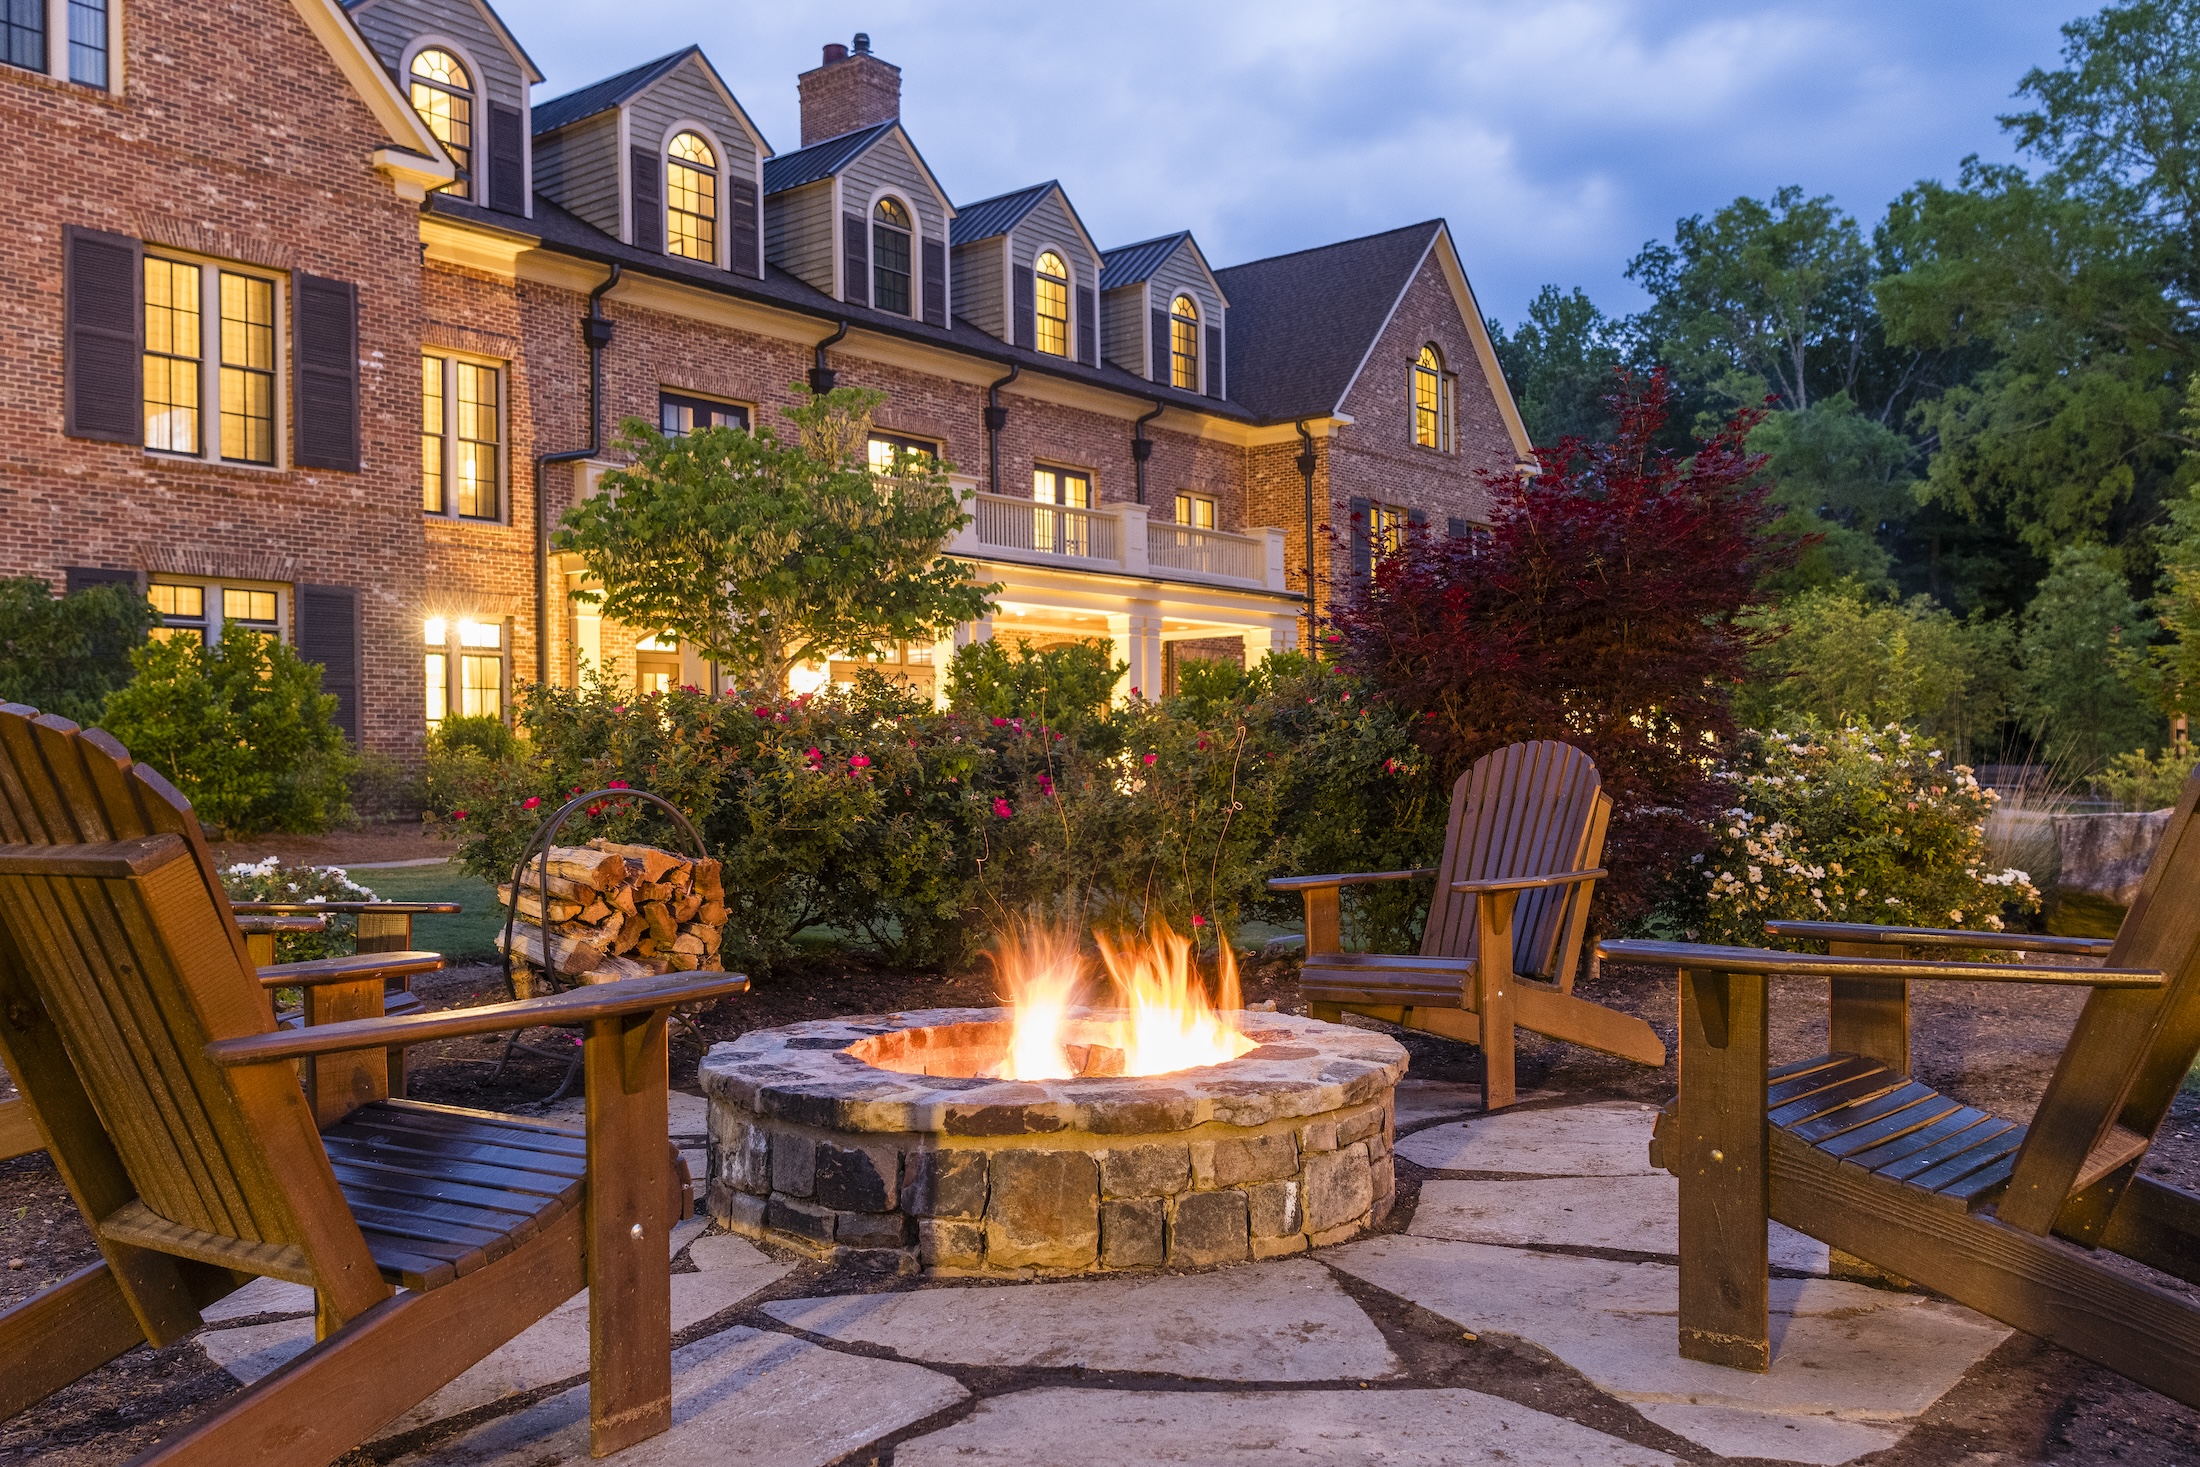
<box><xmin>591</xmin><ymin>841</ymin><xmax>684</xmax><ymax>884</ymax></box>
<box><xmin>516</xmin><ymin>846</ymin><xmax>624</xmax><ymax>890</ymax></box>
<box><xmin>496</xmin><ymin>885</ymin><xmax>584</xmax><ymax>924</ymax></box>
<box><xmin>501</xmin><ymin>925</ymin><xmax>608</xmax><ymax>977</ymax></box>
<box><xmin>498</xmin><ymin>837</ymin><xmax>731</xmax><ymax>986</ymax></box>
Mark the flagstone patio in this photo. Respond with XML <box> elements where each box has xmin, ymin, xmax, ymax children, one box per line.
<box><xmin>167</xmin><ymin>1074</ymin><xmax>2030</xmax><ymax>1465</ymax></box>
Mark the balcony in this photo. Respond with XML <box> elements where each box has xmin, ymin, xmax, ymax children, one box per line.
<box><xmin>949</xmin><ymin>490</ymin><xmax>1291</xmax><ymax>594</ymax></box>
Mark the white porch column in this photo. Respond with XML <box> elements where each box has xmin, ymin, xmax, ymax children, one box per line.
<box><xmin>1117</xmin><ymin>503</ymin><xmax>1151</xmax><ymax>576</ymax></box>
<box><xmin>1259</xmin><ymin>527</ymin><xmax>1290</xmax><ymax>592</ymax></box>
<box><xmin>1109</xmin><ymin>604</ymin><xmax>1165</xmax><ymax>703</ymax></box>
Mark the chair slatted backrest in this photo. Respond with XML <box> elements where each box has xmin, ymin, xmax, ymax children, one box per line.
<box><xmin>0</xmin><ymin>706</ymin><xmax>380</xmax><ymax>1298</ymax></box>
<box><xmin>2003</xmin><ymin>765</ymin><xmax>2200</xmax><ymax>1235</ymax></box>
<box><xmin>1420</xmin><ymin>741</ymin><xmax>1604</xmax><ymax>980</ymax></box>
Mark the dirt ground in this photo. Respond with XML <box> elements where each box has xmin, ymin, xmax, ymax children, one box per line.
<box><xmin>4</xmin><ymin>948</ymin><xmax>2200</xmax><ymax>1464</ymax></box>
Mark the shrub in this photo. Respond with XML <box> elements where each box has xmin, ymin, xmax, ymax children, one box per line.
<box><xmin>0</xmin><ymin>576</ymin><xmax>157</xmax><ymax>725</ymax></box>
<box><xmin>218</xmin><ymin>857</ymin><xmax>380</xmax><ymax>962</ymax></box>
<box><xmin>347</xmin><ymin>749</ymin><xmax>420</xmax><ymax>824</ymax></box>
<box><xmin>431</xmin><ymin>713</ymin><xmax>521</xmax><ymax>763</ymax></box>
<box><xmin>2097</xmin><ymin>746</ymin><xmax>2198</xmax><ymax>811</ymax></box>
<box><xmin>945</xmin><ymin>637</ymin><xmax>1123</xmax><ymax>738</ymax></box>
<box><xmin>101</xmin><ymin>626</ymin><xmax>354</xmax><ymax>835</ymax></box>
<box><xmin>1695</xmin><ymin>725</ymin><xmax>2039</xmax><ymax>946</ymax></box>
<box><xmin>2017</xmin><ymin>545</ymin><xmax>2161</xmax><ymax>775</ymax></box>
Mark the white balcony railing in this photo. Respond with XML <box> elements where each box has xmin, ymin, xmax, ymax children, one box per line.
<box><xmin>951</xmin><ymin>487</ymin><xmax>1290</xmax><ymax>594</ymax></box>
<box><xmin>1147</xmin><ymin>522</ymin><xmax>1263</xmax><ymax>583</ymax></box>
<box><xmin>970</xmin><ymin>492</ymin><xmax>1120</xmax><ymax>563</ymax></box>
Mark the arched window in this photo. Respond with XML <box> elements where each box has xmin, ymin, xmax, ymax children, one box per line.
<box><xmin>1169</xmin><ymin>295</ymin><xmax>1200</xmax><ymax>391</ymax></box>
<box><xmin>1035</xmin><ymin>251</ymin><xmax>1070</xmax><ymax>357</ymax></box>
<box><xmin>872</xmin><ymin>197</ymin><xmax>912</xmax><ymax>315</ymax></box>
<box><xmin>409</xmin><ymin>49</ymin><xmax>473</xmax><ymax>197</ymax></box>
<box><xmin>666</xmin><ymin>131</ymin><xmax>718</xmax><ymax>262</ymax></box>
<box><xmin>1413</xmin><ymin>343</ymin><xmax>1451</xmax><ymax>450</ymax></box>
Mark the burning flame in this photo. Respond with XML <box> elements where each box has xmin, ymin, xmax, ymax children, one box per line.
<box><xmin>989</xmin><ymin>919</ymin><xmax>1257</xmax><ymax>1079</ymax></box>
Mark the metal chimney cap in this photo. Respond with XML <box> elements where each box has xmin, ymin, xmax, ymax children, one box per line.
<box><xmin>852</xmin><ymin>32</ymin><xmax>871</xmax><ymax>54</ymax></box>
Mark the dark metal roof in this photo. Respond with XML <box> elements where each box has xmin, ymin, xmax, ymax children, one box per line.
<box><xmin>532</xmin><ymin>48</ymin><xmax>693</xmax><ymax>134</ymax></box>
<box><xmin>762</xmin><ymin>122</ymin><xmax>895</xmax><ymax>195</ymax></box>
<box><xmin>949</xmin><ymin>183</ymin><xmax>1053</xmax><ymax>246</ymax></box>
<box><xmin>1215</xmin><ymin>220</ymin><xmax>1442</xmax><ymax>421</ymax></box>
<box><xmin>1099</xmin><ymin>233</ymin><xmax>1190</xmax><ymax>291</ymax></box>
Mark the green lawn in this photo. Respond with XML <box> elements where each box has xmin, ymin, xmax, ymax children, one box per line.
<box><xmin>341</xmin><ymin>861</ymin><xmax>505</xmax><ymax>962</ymax></box>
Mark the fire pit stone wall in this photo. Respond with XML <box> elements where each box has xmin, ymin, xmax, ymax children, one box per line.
<box><xmin>698</xmin><ymin>1008</ymin><xmax>1409</xmax><ymax>1275</ymax></box>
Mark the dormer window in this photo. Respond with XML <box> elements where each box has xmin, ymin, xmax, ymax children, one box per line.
<box><xmin>1413</xmin><ymin>344</ymin><xmax>1452</xmax><ymax>450</ymax></box>
<box><xmin>667</xmin><ymin>132</ymin><xmax>718</xmax><ymax>263</ymax></box>
<box><xmin>872</xmin><ymin>198</ymin><xmax>913</xmax><ymax>315</ymax></box>
<box><xmin>1035</xmin><ymin>251</ymin><xmax>1069</xmax><ymax>357</ymax></box>
<box><xmin>1169</xmin><ymin>295</ymin><xmax>1200</xmax><ymax>390</ymax></box>
<box><xmin>409</xmin><ymin>49</ymin><xmax>473</xmax><ymax>197</ymax></box>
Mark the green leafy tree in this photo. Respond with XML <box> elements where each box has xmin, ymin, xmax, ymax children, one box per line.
<box><xmin>101</xmin><ymin>625</ymin><xmax>354</xmax><ymax>835</ymax></box>
<box><xmin>1489</xmin><ymin>285</ymin><xmax>1628</xmax><ymax>445</ymax></box>
<box><xmin>1750</xmin><ymin>396</ymin><xmax>1916</xmax><ymax>593</ymax></box>
<box><xmin>0</xmin><ymin>577</ymin><xmax>157</xmax><ymax>725</ymax></box>
<box><xmin>556</xmin><ymin>385</ymin><xmax>996</xmax><ymax>691</ymax></box>
<box><xmin>2017</xmin><ymin>544</ymin><xmax>2163</xmax><ymax>771</ymax></box>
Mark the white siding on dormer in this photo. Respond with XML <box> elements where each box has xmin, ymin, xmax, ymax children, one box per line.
<box><xmin>1101</xmin><ymin>284</ymin><xmax>1145</xmax><ymax>375</ymax></box>
<box><xmin>837</xmin><ymin>134</ymin><xmax>949</xmax><ymax>315</ymax></box>
<box><xmin>1005</xmin><ymin>190</ymin><xmax>1098</xmax><ymax>358</ymax></box>
<box><xmin>535</xmin><ymin>113</ymin><xmax>621</xmax><ymax>236</ymax></box>
<box><xmin>351</xmin><ymin>0</ymin><xmax>528</xmax><ymax>111</ymax></box>
<box><xmin>626</xmin><ymin>56</ymin><xmax>765</xmax><ymax>269</ymax></box>
<box><xmin>1147</xmin><ymin>241</ymin><xmax>1223</xmax><ymax>390</ymax></box>
<box><xmin>955</xmin><ymin>236</ymin><xmax>1006</xmax><ymax>337</ymax></box>
<box><xmin>766</xmin><ymin>179</ymin><xmax>837</xmax><ymax>294</ymax></box>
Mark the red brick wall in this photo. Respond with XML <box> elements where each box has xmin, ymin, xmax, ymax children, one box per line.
<box><xmin>0</xmin><ymin>0</ymin><xmax>429</xmax><ymax>755</ymax></box>
<box><xmin>797</xmin><ymin>51</ymin><xmax>901</xmax><ymax>146</ymax></box>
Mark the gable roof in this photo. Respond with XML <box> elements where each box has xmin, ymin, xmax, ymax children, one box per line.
<box><xmin>762</xmin><ymin>122</ymin><xmax>895</xmax><ymax>194</ymax></box>
<box><xmin>950</xmin><ymin>183</ymin><xmax>1052</xmax><ymax>246</ymax></box>
<box><xmin>287</xmin><ymin>0</ymin><xmax>454</xmax><ymax>190</ymax></box>
<box><xmin>343</xmin><ymin>0</ymin><xmax>542</xmax><ymax>83</ymax></box>
<box><xmin>1099</xmin><ymin>233</ymin><xmax>1188</xmax><ymax>291</ymax></box>
<box><xmin>533</xmin><ymin>48</ymin><xmax>690</xmax><ymax>134</ymax></box>
<box><xmin>1214</xmin><ymin>221</ymin><xmax>1443</xmax><ymax>423</ymax></box>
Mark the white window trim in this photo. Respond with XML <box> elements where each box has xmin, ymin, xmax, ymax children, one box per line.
<box><xmin>421</xmin><ymin>349</ymin><xmax>509</xmax><ymax>524</ymax></box>
<box><xmin>661</xmin><ymin>118</ymin><xmax>731</xmax><ymax>269</ymax></box>
<box><xmin>864</xmin><ymin>185</ymin><xmax>922</xmax><ymax>318</ymax></box>
<box><xmin>39</xmin><ymin>0</ymin><xmax>122</xmax><ymax>94</ymax></box>
<box><xmin>658</xmin><ymin>386</ymin><xmax>754</xmax><ymax>435</ymax></box>
<box><xmin>1027</xmin><ymin>238</ymin><xmax>1076</xmax><ymax>359</ymax></box>
<box><xmin>399</xmin><ymin>33</ymin><xmax>489</xmax><ymax>203</ymax></box>
<box><xmin>142</xmin><ymin>248</ymin><xmax>288</xmax><ymax>471</ymax></box>
<box><xmin>424</xmin><ymin>614</ymin><xmax>511</xmax><ymax>725</ymax></box>
<box><xmin>150</xmin><ymin>576</ymin><xmax>290</xmax><ymax>646</ymax></box>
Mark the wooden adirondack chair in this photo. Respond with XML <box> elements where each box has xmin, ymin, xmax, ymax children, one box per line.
<box><xmin>0</xmin><ymin>705</ymin><xmax>747</xmax><ymax>1463</ymax></box>
<box><xmin>1269</xmin><ymin>740</ymin><xmax>1666</xmax><ymax>1108</ymax></box>
<box><xmin>1599</xmin><ymin>766</ymin><xmax>2200</xmax><ymax>1407</ymax></box>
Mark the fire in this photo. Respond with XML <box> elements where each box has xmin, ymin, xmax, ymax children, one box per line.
<box><xmin>989</xmin><ymin>919</ymin><xmax>1257</xmax><ymax>1079</ymax></box>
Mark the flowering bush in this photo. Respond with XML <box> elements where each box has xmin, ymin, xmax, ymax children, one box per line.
<box><xmin>1697</xmin><ymin>725</ymin><xmax>2039</xmax><ymax>946</ymax></box>
<box><xmin>218</xmin><ymin>857</ymin><xmax>380</xmax><ymax>962</ymax></box>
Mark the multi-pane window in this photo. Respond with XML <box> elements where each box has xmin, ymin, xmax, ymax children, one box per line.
<box><xmin>666</xmin><ymin>131</ymin><xmax>718</xmax><ymax>263</ymax></box>
<box><xmin>660</xmin><ymin>391</ymin><xmax>749</xmax><ymax>436</ymax></box>
<box><xmin>1033</xmin><ymin>465</ymin><xmax>1093</xmax><ymax>557</ymax></box>
<box><xmin>66</xmin><ymin>0</ymin><xmax>104</xmax><ymax>86</ymax></box>
<box><xmin>425</xmin><ymin>617</ymin><xmax>505</xmax><ymax>726</ymax></box>
<box><xmin>421</xmin><ymin>354</ymin><xmax>502</xmax><ymax>519</ymax></box>
<box><xmin>409</xmin><ymin>49</ymin><xmax>472</xmax><ymax>197</ymax></box>
<box><xmin>151</xmin><ymin>580</ymin><xmax>284</xmax><ymax>645</ymax></box>
<box><xmin>1175</xmin><ymin>493</ymin><xmax>1215</xmax><ymax>530</ymax></box>
<box><xmin>148</xmin><ymin>584</ymin><xmax>204</xmax><ymax>643</ymax></box>
<box><xmin>872</xmin><ymin>197</ymin><xmax>912</xmax><ymax>316</ymax></box>
<box><xmin>1170</xmin><ymin>295</ymin><xmax>1200</xmax><ymax>391</ymax></box>
<box><xmin>2</xmin><ymin>0</ymin><xmax>42</xmax><ymax>72</ymax></box>
<box><xmin>1035</xmin><ymin>251</ymin><xmax>1069</xmax><ymax>357</ymax></box>
<box><xmin>1370</xmin><ymin>501</ymin><xmax>1409</xmax><ymax>559</ymax></box>
<box><xmin>1413</xmin><ymin>344</ymin><xmax>1452</xmax><ymax>450</ymax></box>
<box><xmin>866</xmin><ymin>431</ymin><xmax>936</xmax><ymax>475</ymax></box>
<box><xmin>143</xmin><ymin>257</ymin><xmax>281</xmax><ymax>465</ymax></box>
<box><xmin>634</xmin><ymin>632</ymin><xmax>680</xmax><ymax>696</ymax></box>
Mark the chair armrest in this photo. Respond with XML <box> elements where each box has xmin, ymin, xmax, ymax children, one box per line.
<box><xmin>1266</xmin><ymin>868</ymin><xmax>1436</xmax><ymax>893</ymax></box>
<box><xmin>231</xmin><ymin>902</ymin><xmax>464</xmax><ymax>915</ymax></box>
<box><xmin>1598</xmin><ymin>938</ymin><xmax>2159</xmax><ymax>988</ymax></box>
<box><xmin>207</xmin><ymin>970</ymin><xmax>751</xmax><ymax>1065</ymax></box>
<box><xmin>256</xmin><ymin>952</ymin><xmax>445</xmax><ymax>990</ymax></box>
<box><xmin>236</xmin><ymin>914</ymin><xmax>327</xmax><ymax>935</ymax></box>
<box><xmin>1452</xmin><ymin>867</ymin><xmax>1606</xmax><ymax>896</ymax></box>
<box><xmin>1763</xmin><ymin>920</ymin><xmax>2114</xmax><ymax>957</ymax></box>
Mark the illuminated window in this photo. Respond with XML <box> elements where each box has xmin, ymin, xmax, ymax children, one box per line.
<box><xmin>148</xmin><ymin>583</ymin><xmax>204</xmax><ymax>643</ymax></box>
<box><xmin>867</xmin><ymin>431</ymin><xmax>936</xmax><ymax>475</ymax></box>
<box><xmin>634</xmin><ymin>633</ymin><xmax>679</xmax><ymax>696</ymax></box>
<box><xmin>422</xmin><ymin>355</ymin><xmax>503</xmax><ymax>519</ymax></box>
<box><xmin>1413</xmin><ymin>344</ymin><xmax>1452</xmax><ymax>451</ymax></box>
<box><xmin>151</xmin><ymin>580</ymin><xmax>284</xmax><ymax>645</ymax></box>
<box><xmin>409</xmin><ymin>49</ymin><xmax>472</xmax><ymax>197</ymax></box>
<box><xmin>1175</xmin><ymin>493</ymin><xmax>1215</xmax><ymax>530</ymax></box>
<box><xmin>424</xmin><ymin>617</ymin><xmax>505</xmax><ymax>723</ymax></box>
<box><xmin>1370</xmin><ymin>501</ymin><xmax>1409</xmax><ymax>559</ymax></box>
<box><xmin>659</xmin><ymin>391</ymin><xmax>749</xmax><ymax>436</ymax></box>
<box><xmin>1033</xmin><ymin>465</ymin><xmax>1093</xmax><ymax>556</ymax></box>
<box><xmin>66</xmin><ymin>0</ymin><xmax>103</xmax><ymax>86</ymax></box>
<box><xmin>219</xmin><ymin>273</ymin><xmax>275</xmax><ymax>465</ymax></box>
<box><xmin>223</xmin><ymin>588</ymin><xmax>278</xmax><ymax>628</ymax></box>
<box><xmin>425</xmin><ymin>653</ymin><xmax>448</xmax><ymax>725</ymax></box>
<box><xmin>1</xmin><ymin>2</ymin><xmax>41</xmax><ymax>72</ymax></box>
<box><xmin>459</xmin><ymin>655</ymin><xmax>500</xmax><ymax>718</ymax></box>
<box><xmin>667</xmin><ymin>131</ymin><xmax>718</xmax><ymax>262</ymax></box>
<box><xmin>1169</xmin><ymin>295</ymin><xmax>1199</xmax><ymax>391</ymax></box>
<box><xmin>456</xmin><ymin>364</ymin><xmax>499</xmax><ymax>517</ymax></box>
<box><xmin>143</xmin><ymin>258</ymin><xmax>202</xmax><ymax>454</ymax></box>
<box><xmin>1035</xmin><ymin>251</ymin><xmax>1069</xmax><ymax>357</ymax></box>
<box><xmin>872</xmin><ymin>197</ymin><xmax>912</xmax><ymax>316</ymax></box>
<box><xmin>421</xmin><ymin>355</ymin><xmax>444</xmax><ymax>512</ymax></box>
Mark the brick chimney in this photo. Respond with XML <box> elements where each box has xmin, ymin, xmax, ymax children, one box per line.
<box><xmin>797</xmin><ymin>32</ymin><xmax>901</xmax><ymax>146</ymax></box>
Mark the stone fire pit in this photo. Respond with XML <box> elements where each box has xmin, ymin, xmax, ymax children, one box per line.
<box><xmin>700</xmin><ymin>1008</ymin><xmax>1408</xmax><ymax>1275</ymax></box>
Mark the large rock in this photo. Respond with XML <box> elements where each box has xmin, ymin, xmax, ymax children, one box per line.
<box><xmin>1168</xmin><ymin>1189</ymin><xmax>1250</xmax><ymax>1265</ymax></box>
<box><xmin>2054</xmin><ymin>808</ymin><xmax>2172</xmax><ymax>931</ymax></box>
<box><xmin>985</xmin><ymin>1151</ymin><xmax>1099</xmax><ymax>1270</ymax></box>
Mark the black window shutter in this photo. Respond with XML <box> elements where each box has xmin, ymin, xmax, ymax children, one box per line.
<box><xmin>1076</xmin><ymin>285</ymin><xmax>1097</xmax><ymax>366</ymax></box>
<box><xmin>922</xmin><ymin>238</ymin><xmax>947</xmax><ymax>326</ymax></box>
<box><xmin>1150</xmin><ymin>307</ymin><xmax>1169</xmax><ymax>382</ymax></box>
<box><xmin>1012</xmin><ymin>265</ymin><xmax>1035</xmax><ymax>350</ymax></box>
<box><xmin>1447</xmin><ymin>517</ymin><xmax>1467</xmax><ymax>540</ymax></box>
<box><xmin>64</xmin><ymin>567</ymin><xmax>145</xmax><ymax>594</ymax></box>
<box><xmin>296</xmin><ymin>584</ymin><xmax>362</xmax><ymax>743</ymax></box>
<box><xmin>1407</xmin><ymin>508</ymin><xmax>1427</xmax><ymax>546</ymax></box>
<box><xmin>730</xmin><ymin>174</ymin><xmax>760</xmax><ymax>278</ymax></box>
<box><xmin>487</xmin><ymin>103</ymin><xmax>525</xmax><ymax>213</ymax></box>
<box><xmin>64</xmin><ymin>226</ymin><xmax>142</xmax><ymax>444</ymax></box>
<box><xmin>293</xmin><ymin>274</ymin><xmax>360</xmax><ymax>472</ymax></box>
<box><xmin>842</xmin><ymin>212</ymin><xmax>869</xmax><ymax>307</ymax></box>
<box><xmin>1349</xmin><ymin>497</ymin><xmax>1373</xmax><ymax>586</ymax></box>
<box><xmin>1204</xmin><ymin>325</ymin><xmax>1224</xmax><ymax>398</ymax></box>
<box><xmin>630</xmin><ymin>146</ymin><xmax>662</xmax><ymax>252</ymax></box>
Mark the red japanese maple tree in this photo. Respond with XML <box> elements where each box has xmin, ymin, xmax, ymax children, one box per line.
<box><xmin>1329</xmin><ymin>370</ymin><xmax>1792</xmax><ymax>922</ymax></box>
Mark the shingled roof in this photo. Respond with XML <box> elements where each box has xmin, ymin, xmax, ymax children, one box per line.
<box><xmin>1098</xmin><ymin>233</ymin><xmax>1190</xmax><ymax>292</ymax></box>
<box><xmin>532</xmin><ymin>47</ymin><xmax>692</xmax><ymax>134</ymax></box>
<box><xmin>1215</xmin><ymin>221</ymin><xmax>1442</xmax><ymax>422</ymax></box>
<box><xmin>762</xmin><ymin>122</ymin><xmax>895</xmax><ymax>195</ymax></box>
<box><xmin>950</xmin><ymin>183</ymin><xmax>1054</xmax><ymax>246</ymax></box>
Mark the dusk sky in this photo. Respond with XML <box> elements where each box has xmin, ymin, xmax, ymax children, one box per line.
<box><xmin>501</xmin><ymin>0</ymin><xmax>2093</xmax><ymax>326</ymax></box>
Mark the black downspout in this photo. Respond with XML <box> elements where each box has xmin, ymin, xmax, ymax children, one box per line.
<box><xmin>1295</xmin><ymin>419</ymin><xmax>1318</xmax><ymax>653</ymax></box>
<box><xmin>1131</xmin><ymin>400</ymin><xmax>1164</xmax><ymax>506</ymax></box>
<box><xmin>809</xmin><ymin>320</ymin><xmax>848</xmax><ymax>394</ymax></box>
<box><xmin>984</xmin><ymin>361</ymin><xmax>1020</xmax><ymax>495</ymax></box>
<box><xmin>534</xmin><ymin>262</ymin><xmax>622</xmax><ymax>686</ymax></box>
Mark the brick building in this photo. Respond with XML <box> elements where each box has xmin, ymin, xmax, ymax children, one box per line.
<box><xmin>4</xmin><ymin>0</ymin><xmax>1532</xmax><ymax>758</ymax></box>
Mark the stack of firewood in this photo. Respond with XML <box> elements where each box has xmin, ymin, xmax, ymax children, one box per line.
<box><xmin>497</xmin><ymin>839</ymin><xmax>727</xmax><ymax>987</ymax></box>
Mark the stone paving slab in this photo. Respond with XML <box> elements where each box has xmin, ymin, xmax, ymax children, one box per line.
<box><xmin>393</xmin><ymin>1326</ymin><xmax>966</xmax><ymax>1466</ymax></box>
<box><xmin>1327</xmin><ymin>1234</ymin><xmax>2008</xmax><ymax>1464</ymax></box>
<box><xmin>1389</xmin><ymin>1082</ymin><xmax>1560</xmax><ymax>1129</ymax></box>
<box><xmin>197</xmin><ymin>1274</ymin><xmax>313</xmax><ymax>1323</ymax></box>
<box><xmin>762</xmin><ymin>1258</ymin><xmax>1402</xmax><ymax>1382</ymax></box>
<box><xmin>1394</xmin><ymin>1101</ymin><xmax>1664</xmax><ymax>1175</ymax></box>
<box><xmin>892</xmin><ymin>1386</ymin><xmax>1680</xmax><ymax>1465</ymax></box>
<box><xmin>1412</xmin><ymin>1176</ymin><xmax>1829</xmax><ymax>1273</ymax></box>
<box><xmin>1634</xmin><ymin>1401</ymin><xmax>1903</xmax><ymax>1466</ymax></box>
